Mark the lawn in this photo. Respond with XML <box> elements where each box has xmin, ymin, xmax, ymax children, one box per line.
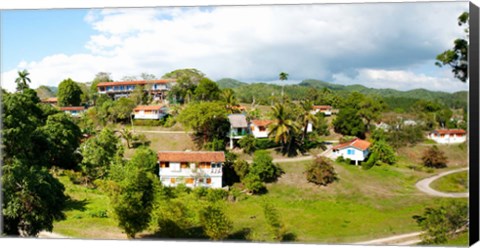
<box><xmin>430</xmin><ymin>171</ymin><xmax>468</xmax><ymax>193</ymax></box>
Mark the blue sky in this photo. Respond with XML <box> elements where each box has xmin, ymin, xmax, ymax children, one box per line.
<box><xmin>0</xmin><ymin>2</ymin><xmax>470</xmax><ymax>93</ymax></box>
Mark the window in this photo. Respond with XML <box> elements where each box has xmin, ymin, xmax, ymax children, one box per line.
<box><xmin>170</xmin><ymin>178</ymin><xmax>176</xmax><ymax>184</ymax></box>
<box><xmin>185</xmin><ymin>178</ymin><xmax>194</xmax><ymax>184</ymax></box>
<box><xmin>259</xmin><ymin>126</ymin><xmax>266</xmax><ymax>132</ymax></box>
<box><xmin>206</xmin><ymin>178</ymin><xmax>212</xmax><ymax>184</ymax></box>
<box><xmin>347</xmin><ymin>149</ymin><xmax>355</xmax><ymax>155</ymax></box>
<box><xmin>181</xmin><ymin>162</ymin><xmax>188</xmax><ymax>169</ymax></box>
<box><xmin>160</xmin><ymin>162</ymin><xmax>169</xmax><ymax>168</ymax></box>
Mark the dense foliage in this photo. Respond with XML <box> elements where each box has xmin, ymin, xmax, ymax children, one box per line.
<box><xmin>305</xmin><ymin>156</ymin><xmax>337</xmax><ymax>186</ymax></box>
<box><xmin>422</xmin><ymin>145</ymin><xmax>448</xmax><ymax>168</ymax></box>
<box><xmin>57</xmin><ymin>78</ymin><xmax>83</xmax><ymax>106</ymax></box>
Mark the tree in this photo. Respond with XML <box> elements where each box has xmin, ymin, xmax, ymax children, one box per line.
<box><xmin>80</xmin><ymin>128</ymin><xmax>122</xmax><ymax>180</ymax></box>
<box><xmin>57</xmin><ymin>78</ymin><xmax>83</xmax><ymax>106</ymax></box>
<box><xmin>15</xmin><ymin>69</ymin><xmax>31</xmax><ymax>92</ymax></box>
<box><xmin>363</xmin><ymin>140</ymin><xmax>397</xmax><ymax>169</ymax></box>
<box><xmin>163</xmin><ymin>68</ymin><xmax>205</xmax><ymax>103</ymax></box>
<box><xmin>90</xmin><ymin>72</ymin><xmax>113</xmax><ymax>104</ymax></box>
<box><xmin>243</xmin><ymin>173</ymin><xmax>266</xmax><ymax>194</ymax></box>
<box><xmin>249</xmin><ymin>150</ymin><xmax>283</xmax><ymax>183</ymax></box>
<box><xmin>435</xmin><ymin>12</ymin><xmax>469</xmax><ymax>82</ymax></box>
<box><xmin>129</xmin><ymin>85</ymin><xmax>147</xmax><ymax>105</ymax></box>
<box><xmin>38</xmin><ymin>113</ymin><xmax>82</xmax><ymax>169</ymax></box>
<box><xmin>298</xmin><ymin>100</ymin><xmax>318</xmax><ymax>141</ymax></box>
<box><xmin>194</xmin><ymin>78</ymin><xmax>221</xmax><ymax>101</ymax></box>
<box><xmin>233</xmin><ymin>159</ymin><xmax>250</xmax><ymax>180</ymax></box>
<box><xmin>220</xmin><ymin>88</ymin><xmax>238</xmax><ymax>112</ymax></box>
<box><xmin>413</xmin><ymin>201</ymin><xmax>468</xmax><ymax>244</ymax></box>
<box><xmin>263</xmin><ymin>202</ymin><xmax>286</xmax><ymax>241</ymax></box>
<box><xmin>110</xmin><ymin>164</ymin><xmax>156</xmax><ymax>239</ymax></box>
<box><xmin>358</xmin><ymin>96</ymin><xmax>386</xmax><ymax>132</ymax></box>
<box><xmin>268</xmin><ymin>103</ymin><xmax>301</xmax><ymax>156</ymax></box>
<box><xmin>127</xmin><ymin>146</ymin><xmax>158</xmax><ymax>174</ymax></box>
<box><xmin>422</xmin><ymin>145</ymin><xmax>448</xmax><ymax>168</ymax></box>
<box><xmin>304</xmin><ymin>156</ymin><xmax>337</xmax><ymax>186</ymax></box>
<box><xmin>333</xmin><ymin>107</ymin><xmax>366</xmax><ymax>139</ymax></box>
<box><xmin>110</xmin><ymin>97</ymin><xmax>136</xmax><ymax>122</ymax></box>
<box><xmin>238</xmin><ymin>134</ymin><xmax>257</xmax><ymax>154</ymax></box>
<box><xmin>2</xmin><ymin>158</ymin><xmax>67</xmax><ymax>236</ymax></box>
<box><xmin>177</xmin><ymin>101</ymin><xmax>229</xmax><ymax>147</ymax></box>
<box><xmin>279</xmin><ymin>72</ymin><xmax>289</xmax><ymax>81</ymax></box>
<box><xmin>199</xmin><ymin>204</ymin><xmax>233</xmax><ymax>240</ymax></box>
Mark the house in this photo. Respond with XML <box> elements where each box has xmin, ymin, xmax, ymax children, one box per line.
<box><xmin>97</xmin><ymin>79</ymin><xmax>175</xmax><ymax>100</ymax></box>
<box><xmin>41</xmin><ymin>97</ymin><xmax>58</xmax><ymax>106</ymax></box>
<box><xmin>227</xmin><ymin>114</ymin><xmax>249</xmax><ymax>149</ymax></box>
<box><xmin>312</xmin><ymin>105</ymin><xmax>333</xmax><ymax>116</ymax></box>
<box><xmin>133</xmin><ymin>105</ymin><xmax>167</xmax><ymax>120</ymax></box>
<box><xmin>59</xmin><ymin>106</ymin><xmax>86</xmax><ymax>117</ymax></box>
<box><xmin>332</xmin><ymin>138</ymin><xmax>371</xmax><ymax>165</ymax></box>
<box><xmin>250</xmin><ymin>120</ymin><xmax>273</xmax><ymax>138</ymax></box>
<box><xmin>428</xmin><ymin>129</ymin><xmax>467</xmax><ymax>144</ymax></box>
<box><xmin>158</xmin><ymin>151</ymin><xmax>224</xmax><ymax>188</ymax></box>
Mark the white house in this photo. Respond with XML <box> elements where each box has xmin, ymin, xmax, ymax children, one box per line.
<box><xmin>332</xmin><ymin>138</ymin><xmax>371</xmax><ymax>165</ymax></box>
<box><xmin>59</xmin><ymin>106</ymin><xmax>85</xmax><ymax>117</ymax></box>
<box><xmin>428</xmin><ymin>129</ymin><xmax>467</xmax><ymax>144</ymax></box>
<box><xmin>133</xmin><ymin>105</ymin><xmax>167</xmax><ymax>120</ymax></box>
<box><xmin>250</xmin><ymin>120</ymin><xmax>273</xmax><ymax>138</ymax></box>
<box><xmin>312</xmin><ymin>105</ymin><xmax>333</xmax><ymax>116</ymax></box>
<box><xmin>158</xmin><ymin>151</ymin><xmax>224</xmax><ymax>189</ymax></box>
<box><xmin>97</xmin><ymin>79</ymin><xmax>175</xmax><ymax>100</ymax></box>
<box><xmin>228</xmin><ymin>114</ymin><xmax>250</xmax><ymax>149</ymax></box>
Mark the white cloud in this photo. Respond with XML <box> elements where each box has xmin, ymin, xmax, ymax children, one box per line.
<box><xmin>1</xmin><ymin>3</ymin><xmax>469</xmax><ymax>93</ymax></box>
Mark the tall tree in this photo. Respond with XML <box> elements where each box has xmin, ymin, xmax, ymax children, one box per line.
<box><xmin>298</xmin><ymin>100</ymin><xmax>318</xmax><ymax>141</ymax></box>
<box><xmin>278</xmin><ymin>72</ymin><xmax>289</xmax><ymax>99</ymax></box>
<box><xmin>435</xmin><ymin>12</ymin><xmax>469</xmax><ymax>82</ymax></box>
<box><xmin>268</xmin><ymin>103</ymin><xmax>300</xmax><ymax>155</ymax></box>
<box><xmin>163</xmin><ymin>68</ymin><xmax>205</xmax><ymax>103</ymax></box>
<box><xmin>15</xmin><ymin>69</ymin><xmax>31</xmax><ymax>92</ymax></box>
<box><xmin>57</xmin><ymin>78</ymin><xmax>83</xmax><ymax>106</ymax></box>
<box><xmin>333</xmin><ymin>107</ymin><xmax>366</xmax><ymax>139</ymax></box>
<box><xmin>220</xmin><ymin>88</ymin><xmax>239</xmax><ymax>113</ymax></box>
<box><xmin>194</xmin><ymin>78</ymin><xmax>221</xmax><ymax>101</ymax></box>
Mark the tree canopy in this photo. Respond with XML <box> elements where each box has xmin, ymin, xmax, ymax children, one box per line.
<box><xmin>57</xmin><ymin>78</ymin><xmax>83</xmax><ymax>106</ymax></box>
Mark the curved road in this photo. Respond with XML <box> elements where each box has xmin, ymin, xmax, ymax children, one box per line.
<box><xmin>415</xmin><ymin>167</ymin><xmax>469</xmax><ymax>198</ymax></box>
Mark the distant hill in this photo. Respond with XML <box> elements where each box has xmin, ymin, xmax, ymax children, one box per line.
<box><xmin>216</xmin><ymin>78</ymin><xmax>247</xmax><ymax>89</ymax></box>
<box><xmin>35</xmin><ymin>85</ymin><xmax>57</xmax><ymax>99</ymax></box>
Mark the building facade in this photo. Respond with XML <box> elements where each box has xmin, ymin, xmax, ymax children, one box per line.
<box><xmin>158</xmin><ymin>151</ymin><xmax>224</xmax><ymax>188</ymax></box>
<box><xmin>332</xmin><ymin>138</ymin><xmax>371</xmax><ymax>165</ymax></box>
<box><xmin>97</xmin><ymin>79</ymin><xmax>175</xmax><ymax>100</ymax></box>
<box><xmin>428</xmin><ymin>129</ymin><xmax>467</xmax><ymax>144</ymax></box>
<box><xmin>133</xmin><ymin>105</ymin><xmax>168</xmax><ymax>120</ymax></box>
<box><xmin>59</xmin><ymin>106</ymin><xmax>86</xmax><ymax>117</ymax></box>
<box><xmin>250</xmin><ymin>120</ymin><xmax>273</xmax><ymax>138</ymax></box>
<box><xmin>312</xmin><ymin>105</ymin><xmax>333</xmax><ymax>116</ymax></box>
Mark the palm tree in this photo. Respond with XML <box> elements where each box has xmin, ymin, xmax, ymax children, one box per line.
<box><xmin>268</xmin><ymin>103</ymin><xmax>300</xmax><ymax>155</ymax></box>
<box><xmin>221</xmin><ymin>88</ymin><xmax>238</xmax><ymax>113</ymax></box>
<box><xmin>298</xmin><ymin>100</ymin><xmax>318</xmax><ymax>141</ymax></box>
<box><xmin>15</xmin><ymin>69</ymin><xmax>31</xmax><ymax>92</ymax></box>
<box><xmin>278</xmin><ymin>72</ymin><xmax>289</xmax><ymax>99</ymax></box>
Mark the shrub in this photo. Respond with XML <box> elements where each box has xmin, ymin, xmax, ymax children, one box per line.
<box><xmin>422</xmin><ymin>145</ymin><xmax>448</xmax><ymax>168</ymax></box>
<box><xmin>250</xmin><ymin>150</ymin><xmax>283</xmax><ymax>183</ymax></box>
<box><xmin>238</xmin><ymin>134</ymin><xmax>257</xmax><ymax>154</ymax></box>
<box><xmin>243</xmin><ymin>173</ymin><xmax>266</xmax><ymax>194</ymax></box>
<box><xmin>132</xmin><ymin>119</ymin><xmax>163</xmax><ymax>126</ymax></box>
<box><xmin>206</xmin><ymin>189</ymin><xmax>228</xmax><ymax>202</ymax></box>
<box><xmin>199</xmin><ymin>204</ymin><xmax>233</xmax><ymax>240</ymax></box>
<box><xmin>335</xmin><ymin>156</ymin><xmax>345</xmax><ymax>163</ymax></box>
<box><xmin>233</xmin><ymin>159</ymin><xmax>250</xmax><ymax>180</ymax></box>
<box><xmin>204</xmin><ymin>138</ymin><xmax>225</xmax><ymax>151</ymax></box>
<box><xmin>255</xmin><ymin>138</ymin><xmax>279</xmax><ymax>149</ymax></box>
<box><xmin>263</xmin><ymin>202</ymin><xmax>286</xmax><ymax>241</ymax></box>
<box><xmin>163</xmin><ymin>115</ymin><xmax>176</xmax><ymax>128</ymax></box>
<box><xmin>305</xmin><ymin>156</ymin><xmax>337</xmax><ymax>186</ymax></box>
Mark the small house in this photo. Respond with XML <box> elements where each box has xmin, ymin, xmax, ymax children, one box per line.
<box><xmin>133</xmin><ymin>105</ymin><xmax>167</xmax><ymax>120</ymax></box>
<box><xmin>428</xmin><ymin>129</ymin><xmax>467</xmax><ymax>144</ymax></box>
<box><xmin>312</xmin><ymin>105</ymin><xmax>332</xmax><ymax>116</ymax></box>
<box><xmin>332</xmin><ymin>138</ymin><xmax>371</xmax><ymax>165</ymax></box>
<box><xmin>250</xmin><ymin>120</ymin><xmax>273</xmax><ymax>138</ymax></box>
<box><xmin>158</xmin><ymin>151</ymin><xmax>224</xmax><ymax>188</ymax></box>
<box><xmin>60</xmin><ymin>106</ymin><xmax>85</xmax><ymax>117</ymax></box>
<box><xmin>227</xmin><ymin>114</ymin><xmax>249</xmax><ymax>149</ymax></box>
<box><xmin>41</xmin><ymin>97</ymin><xmax>58</xmax><ymax>106</ymax></box>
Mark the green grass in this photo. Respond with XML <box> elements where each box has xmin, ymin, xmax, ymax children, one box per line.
<box><xmin>445</xmin><ymin>231</ymin><xmax>469</xmax><ymax>246</ymax></box>
<box><xmin>430</xmin><ymin>171</ymin><xmax>468</xmax><ymax>193</ymax></box>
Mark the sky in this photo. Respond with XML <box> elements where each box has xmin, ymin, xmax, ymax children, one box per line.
<box><xmin>0</xmin><ymin>2</ymin><xmax>470</xmax><ymax>93</ymax></box>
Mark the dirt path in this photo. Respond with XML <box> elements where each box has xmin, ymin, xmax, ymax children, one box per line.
<box><xmin>38</xmin><ymin>231</ymin><xmax>70</xmax><ymax>239</ymax></box>
<box><xmin>354</xmin><ymin>231</ymin><xmax>423</xmax><ymax>245</ymax></box>
<box><xmin>415</xmin><ymin>167</ymin><xmax>469</xmax><ymax>198</ymax></box>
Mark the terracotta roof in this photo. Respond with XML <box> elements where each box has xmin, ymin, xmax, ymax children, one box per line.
<box><xmin>134</xmin><ymin>105</ymin><xmax>164</xmax><ymax>111</ymax></box>
<box><xmin>432</xmin><ymin>129</ymin><xmax>466</xmax><ymax>135</ymax></box>
<box><xmin>158</xmin><ymin>151</ymin><xmax>225</xmax><ymax>163</ymax></box>
<box><xmin>251</xmin><ymin>120</ymin><xmax>273</xmax><ymax>127</ymax></box>
<box><xmin>41</xmin><ymin>97</ymin><xmax>58</xmax><ymax>103</ymax></box>
<box><xmin>60</xmin><ymin>106</ymin><xmax>85</xmax><ymax>111</ymax></box>
<box><xmin>332</xmin><ymin>138</ymin><xmax>371</xmax><ymax>151</ymax></box>
<box><xmin>232</xmin><ymin>105</ymin><xmax>246</xmax><ymax>110</ymax></box>
<box><xmin>97</xmin><ymin>79</ymin><xmax>175</xmax><ymax>87</ymax></box>
<box><xmin>313</xmin><ymin>105</ymin><xmax>332</xmax><ymax>110</ymax></box>
<box><xmin>228</xmin><ymin>114</ymin><xmax>248</xmax><ymax>128</ymax></box>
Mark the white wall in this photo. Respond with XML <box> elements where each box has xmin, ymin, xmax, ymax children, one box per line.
<box><xmin>333</xmin><ymin>147</ymin><xmax>368</xmax><ymax>162</ymax></box>
<box><xmin>429</xmin><ymin>133</ymin><xmax>466</xmax><ymax>144</ymax></box>
<box><xmin>251</xmin><ymin>125</ymin><xmax>269</xmax><ymax>138</ymax></box>
<box><xmin>159</xmin><ymin>162</ymin><xmax>223</xmax><ymax>189</ymax></box>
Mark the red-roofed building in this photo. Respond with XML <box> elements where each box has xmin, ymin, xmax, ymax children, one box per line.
<box><xmin>133</xmin><ymin>105</ymin><xmax>168</xmax><ymax>120</ymax></box>
<box><xmin>429</xmin><ymin>129</ymin><xmax>467</xmax><ymax>144</ymax></box>
<box><xmin>59</xmin><ymin>106</ymin><xmax>86</xmax><ymax>117</ymax></box>
<box><xmin>158</xmin><ymin>151</ymin><xmax>225</xmax><ymax>188</ymax></box>
<box><xmin>312</xmin><ymin>105</ymin><xmax>333</xmax><ymax>116</ymax></box>
<box><xmin>332</xmin><ymin>138</ymin><xmax>371</xmax><ymax>165</ymax></box>
<box><xmin>97</xmin><ymin>79</ymin><xmax>176</xmax><ymax>101</ymax></box>
<box><xmin>250</xmin><ymin>119</ymin><xmax>273</xmax><ymax>138</ymax></box>
<box><xmin>41</xmin><ymin>97</ymin><xmax>58</xmax><ymax>105</ymax></box>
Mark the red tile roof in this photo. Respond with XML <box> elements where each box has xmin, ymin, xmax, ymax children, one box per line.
<box><xmin>432</xmin><ymin>129</ymin><xmax>466</xmax><ymax>135</ymax></box>
<box><xmin>60</xmin><ymin>106</ymin><xmax>85</xmax><ymax>111</ymax></box>
<box><xmin>41</xmin><ymin>97</ymin><xmax>58</xmax><ymax>103</ymax></box>
<box><xmin>231</xmin><ymin>105</ymin><xmax>246</xmax><ymax>110</ymax></box>
<box><xmin>158</xmin><ymin>151</ymin><xmax>225</xmax><ymax>163</ymax></box>
<box><xmin>251</xmin><ymin>120</ymin><xmax>273</xmax><ymax>127</ymax></box>
<box><xmin>97</xmin><ymin>79</ymin><xmax>175</xmax><ymax>87</ymax></box>
<box><xmin>134</xmin><ymin>105</ymin><xmax>164</xmax><ymax>111</ymax></box>
<box><xmin>313</xmin><ymin>105</ymin><xmax>332</xmax><ymax>110</ymax></box>
<box><xmin>332</xmin><ymin>138</ymin><xmax>371</xmax><ymax>151</ymax></box>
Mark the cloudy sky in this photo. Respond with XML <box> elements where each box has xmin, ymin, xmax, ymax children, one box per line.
<box><xmin>0</xmin><ymin>2</ymin><xmax>469</xmax><ymax>93</ymax></box>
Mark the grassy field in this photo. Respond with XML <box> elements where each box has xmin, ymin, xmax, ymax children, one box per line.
<box><xmin>430</xmin><ymin>171</ymin><xmax>468</xmax><ymax>193</ymax></box>
<box><xmin>396</xmin><ymin>142</ymin><xmax>468</xmax><ymax>170</ymax></box>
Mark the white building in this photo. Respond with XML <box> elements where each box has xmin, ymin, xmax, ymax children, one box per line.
<box><xmin>250</xmin><ymin>120</ymin><xmax>273</xmax><ymax>138</ymax></box>
<box><xmin>428</xmin><ymin>129</ymin><xmax>467</xmax><ymax>144</ymax></box>
<box><xmin>332</xmin><ymin>138</ymin><xmax>371</xmax><ymax>165</ymax></box>
<box><xmin>228</xmin><ymin>114</ymin><xmax>250</xmax><ymax>149</ymax></box>
<box><xmin>59</xmin><ymin>106</ymin><xmax>85</xmax><ymax>117</ymax></box>
<box><xmin>312</xmin><ymin>105</ymin><xmax>333</xmax><ymax>116</ymax></box>
<box><xmin>133</xmin><ymin>105</ymin><xmax>167</xmax><ymax>120</ymax></box>
<box><xmin>158</xmin><ymin>151</ymin><xmax>225</xmax><ymax>188</ymax></box>
<box><xmin>97</xmin><ymin>79</ymin><xmax>175</xmax><ymax>100</ymax></box>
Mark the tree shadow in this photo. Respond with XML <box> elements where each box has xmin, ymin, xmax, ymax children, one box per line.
<box><xmin>63</xmin><ymin>197</ymin><xmax>88</xmax><ymax>211</ymax></box>
<box><xmin>227</xmin><ymin>228</ymin><xmax>252</xmax><ymax>241</ymax></box>
<box><xmin>140</xmin><ymin>222</ymin><xmax>207</xmax><ymax>240</ymax></box>
<box><xmin>281</xmin><ymin>232</ymin><xmax>297</xmax><ymax>242</ymax></box>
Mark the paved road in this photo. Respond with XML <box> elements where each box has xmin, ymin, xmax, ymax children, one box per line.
<box><xmin>415</xmin><ymin>167</ymin><xmax>469</xmax><ymax>198</ymax></box>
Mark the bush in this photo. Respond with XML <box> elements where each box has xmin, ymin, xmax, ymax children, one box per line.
<box><xmin>422</xmin><ymin>145</ymin><xmax>448</xmax><ymax>168</ymax></box>
<box><xmin>163</xmin><ymin>115</ymin><xmax>176</xmax><ymax>128</ymax></box>
<box><xmin>204</xmin><ymin>138</ymin><xmax>225</xmax><ymax>151</ymax></box>
<box><xmin>305</xmin><ymin>156</ymin><xmax>337</xmax><ymax>186</ymax></box>
<box><xmin>243</xmin><ymin>173</ymin><xmax>266</xmax><ymax>194</ymax></box>
<box><xmin>238</xmin><ymin>134</ymin><xmax>257</xmax><ymax>154</ymax></box>
<box><xmin>255</xmin><ymin>138</ymin><xmax>279</xmax><ymax>150</ymax></box>
<box><xmin>263</xmin><ymin>202</ymin><xmax>286</xmax><ymax>241</ymax></box>
<box><xmin>233</xmin><ymin>159</ymin><xmax>250</xmax><ymax>180</ymax></box>
<box><xmin>199</xmin><ymin>204</ymin><xmax>233</xmax><ymax>240</ymax></box>
<box><xmin>250</xmin><ymin>150</ymin><xmax>283</xmax><ymax>183</ymax></box>
<box><xmin>335</xmin><ymin>156</ymin><xmax>345</xmax><ymax>163</ymax></box>
<box><xmin>132</xmin><ymin>119</ymin><xmax>163</xmax><ymax>126</ymax></box>
<box><xmin>206</xmin><ymin>189</ymin><xmax>228</xmax><ymax>202</ymax></box>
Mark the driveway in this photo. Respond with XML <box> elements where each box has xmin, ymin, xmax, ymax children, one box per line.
<box><xmin>415</xmin><ymin>167</ymin><xmax>469</xmax><ymax>198</ymax></box>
